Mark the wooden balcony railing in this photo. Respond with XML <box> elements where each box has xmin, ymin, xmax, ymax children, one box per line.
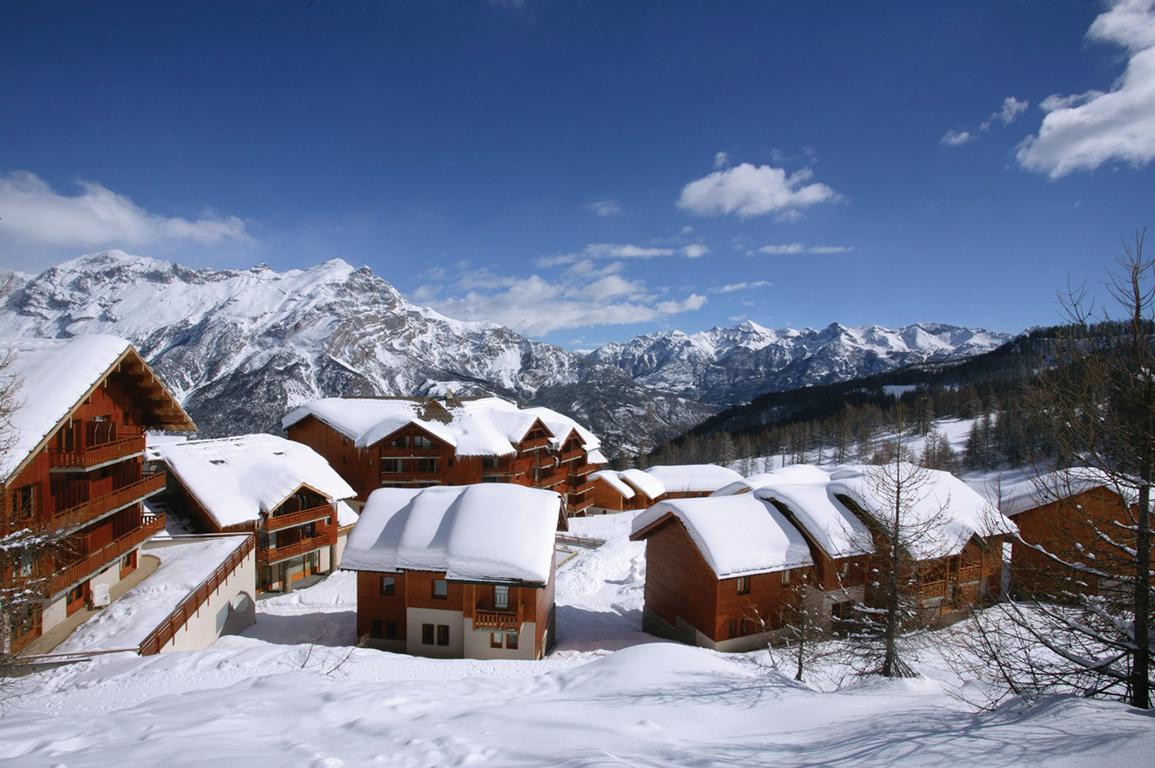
<box><xmin>957</xmin><ymin>564</ymin><xmax>982</xmax><ymax>584</ymax></box>
<box><xmin>51</xmin><ymin>514</ymin><xmax>166</xmax><ymax>595</ymax></box>
<box><xmin>518</xmin><ymin>436</ymin><xmax>550</xmax><ymax>451</ymax></box>
<box><xmin>258</xmin><ymin>530</ymin><xmax>335</xmax><ymax>565</ymax></box>
<box><xmin>569</xmin><ymin>463</ymin><xmax>596</xmax><ymax>477</ymax></box>
<box><xmin>378</xmin><ymin>446</ymin><xmax>442</xmax><ymax>457</ymax></box>
<box><xmin>53</xmin><ymin>472</ymin><xmax>167</xmax><ymax>533</ymax></box>
<box><xmin>568</xmin><ymin>497</ymin><xmax>595</xmax><ymax>515</ymax></box>
<box><xmin>559</xmin><ymin>448</ymin><xmax>584</xmax><ymax>464</ymax></box>
<box><xmin>918</xmin><ymin>579</ymin><xmax>948</xmax><ymax>601</ymax></box>
<box><xmin>474</xmin><ymin>608</ymin><xmax>523</xmax><ymax>631</ymax></box>
<box><xmin>138</xmin><ymin>534</ymin><xmax>255</xmax><ymax>656</ymax></box>
<box><xmin>266</xmin><ymin>504</ymin><xmax>332</xmax><ymax>533</ymax></box>
<box><xmin>535</xmin><ymin>474</ymin><xmax>566</xmax><ymax>489</ymax></box>
<box><xmin>568</xmin><ymin>480</ymin><xmax>596</xmax><ymax>495</ymax></box>
<box><xmin>49</xmin><ymin>435</ymin><xmax>146</xmax><ymax>470</ymax></box>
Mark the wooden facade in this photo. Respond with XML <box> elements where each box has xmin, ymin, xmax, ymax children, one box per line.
<box><xmin>159</xmin><ymin>477</ymin><xmax>341</xmax><ymax>593</ymax></box>
<box><xmin>1</xmin><ymin>344</ymin><xmax>194</xmax><ymax>655</ymax></box>
<box><xmin>354</xmin><ymin>557</ymin><xmax>557</xmax><ymax>660</ymax></box>
<box><xmin>632</xmin><ymin>515</ymin><xmax>815</xmax><ymax>650</ymax></box>
<box><xmin>1008</xmin><ymin>486</ymin><xmax>1132</xmax><ymax>599</ymax></box>
<box><xmin>591</xmin><ymin>475</ymin><xmax>657</xmax><ymax>512</ymax></box>
<box><xmin>286</xmin><ymin>406</ymin><xmax>599</xmax><ymax>520</ymax></box>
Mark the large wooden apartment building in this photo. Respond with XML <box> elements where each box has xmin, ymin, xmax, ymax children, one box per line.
<box><xmin>342</xmin><ymin>484</ymin><xmax>560</xmax><ymax>660</ymax></box>
<box><xmin>0</xmin><ymin>336</ymin><xmax>195</xmax><ymax>655</ymax></box>
<box><xmin>147</xmin><ymin>434</ymin><xmax>358</xmax><ymax>593</ymax></box>
<box><xmin>283</xmin><ymin>396</ymin><xmax>604</xmax><ymax>517</ymax></box>
<box><xmin>633</xmin><ymin>463</ymin><xmax>1015</xmax><ymax>651</ymax></box>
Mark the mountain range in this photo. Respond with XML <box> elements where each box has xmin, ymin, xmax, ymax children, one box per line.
<box><xmin>0</xmin><ymin>251</ymin><xmax>1011</xmax><ymax>457</ymax></box>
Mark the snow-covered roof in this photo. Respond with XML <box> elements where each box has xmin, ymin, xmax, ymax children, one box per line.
<box><xmin>827</xmin><ymin>463</ymin><xmax>1016</xmax><ymax>559</ymax></box>
<box><xmin>631</xmin><ymin>494</ymin><xmax>814</xmax><ymax>579</ymax></box>
<box><xmin>995</xmin><ymin>468</ymin><xmax>1138</xmax><ymax>517</ymax></box>
<box><xmin>282</xmin><ymin>396</ymin><xmax>601</xmax><ymax>457</ymax></box>
<box><xmin>0</xmin><ymin>335</ymin><xmax>194</xmax><ymax>483</ymax></box>
<box><xmin>341</xmin><ymin>484</ymin><xmax>561</xmax><ymax>584</ymax></box>
<box><xmin>591</xmin><ymin>469</ymin><xmax>636</xmax><ymax>499</ymax></box>
<box><xmin>148</xmin><ymin>434</ymin><xmax>355</xmax><ymax>529</ymax></box>
<box><xmin>752</xmin><ymin>482</ymin><xmax>874</xmax><ymax>559</ymax></box>
<box><xmin>621</xmin><ymin>468</ymin><xmax>666</xmax><ymax>499</ymax></box>
<box><xmin>587</xmin><ymin>449</ymin><xmax>608</xmax><ymax>465</ymax></box>
<box><xmin>644</xmin><ymin>464</ymin><xmax>745</xmax><ymax>494</ymax></box>
<box><xmin>336</xmin><ymin>500</ymin><xmax>360</xmax><ymax>528</ymax></box>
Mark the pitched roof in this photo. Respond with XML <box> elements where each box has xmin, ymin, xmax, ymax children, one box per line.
<box><xmin>591</xmin><ymin>469</ymin><xmax>636</xmax><ymax>499</ymax></box>
<box><xmin>631</xmin><ymin>494</ymin><xmax>814</xmax><ymax>579</ymax></box>
<box><xmin>282</xmin><ymin>396</ymin><xmax>600</xmax><ymax>457</ymax></box>
<box><xmin>341</xmin><ymin>484</ymin><xmax>561</xmax><ymax>584</ymax></box>
<box><xmin>827</xmin><ymin>463</ymin><xmax>1016</xmax><ymax>559</ymax></box>
<box><xmin>0</xmin><ymin>335</ymin><xmax>194</xmax><ymax>483</ymax></box>
<box><xmin>147</xmin><ymin>434</ymin><xmax>355</xmax><ymax>528</ymax></box>
<box><xmin>644</xmin><ymin>464</ymin><xmax>745</xmax><ymax>494</ymax></box>
<box><xmin>995</xmin><ymin>468</ymin><xmax>1138</xmax><ymax>516</ymax></box>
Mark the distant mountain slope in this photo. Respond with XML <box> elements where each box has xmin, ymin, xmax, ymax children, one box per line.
<box><xmin>589</xmin><ymin>320</ymin><xmax>1011</xmax><ymax>405</ymax></box>
<box><xmin>0</xmin><ymin>251</ymin><xmax>710</xmax><ymax>457</ymax></box>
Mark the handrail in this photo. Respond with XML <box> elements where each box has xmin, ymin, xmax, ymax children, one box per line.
<box><xmin>257</xmin><ymin>530</ymin><xmax>334</xmax><ymax>565</ymax></box>
<box><xmin>51</xmin><ymin>514</ymin><xmax>167</xmax><ymax>594</ymax></box>
<box><xmin>49</xmin><ymin>435</ymin><xmax>146</xmax><ymax>469</ymax></box>
<box><xmin>956</xmin><ymin>564</ymin><xmax>982</xmax><ymax>583</ymax></box>
<box><xmin>474</xmin><ymin>608</ymin><xmax>523</xmax><ymax>631</ymax></box>
<box><xmin>138</xmin><ymin>535</ymin><xmax>255</xmax><ymax>655</ymax></box>
<box><xmin>53</xmin><ymin>472</ymin><xmax>167</xmax><ymax>532</ymax></box>
<box><xmin>266</xmin><ymin>504</ymin><xmax>332</xmax><ymax>532</ymax></box>
<box><xmin>568</xmin><ymin>481</ymin><xmax>596</xmax><ymax>495</ymax></box>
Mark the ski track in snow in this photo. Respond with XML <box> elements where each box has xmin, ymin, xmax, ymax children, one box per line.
<box><xmin>1</xmin><ymin>512</ymin><xmax>1153</xmax><ymax>767</ymax></box>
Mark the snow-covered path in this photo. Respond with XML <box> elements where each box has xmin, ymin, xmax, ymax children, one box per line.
<box><xmin>2</xmin><ymin>510</ymin><xmax>1153</xmax><ymax>767</ymax></box>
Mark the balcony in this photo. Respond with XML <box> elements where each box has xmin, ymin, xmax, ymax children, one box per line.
<box><xmin>559</xmin><ymin>448</ymin><xmax>584</xmax><ymax>464</ymax></box>
<box><xmin>568</xmin><ymin>480</ymin><xmax>596</xmax><ymax>495</ymax></box>
<box><xmin>258</xmin><ymin>530</ymin><xmax>335</xmax><ymax>566</ymax></box>
<box><xmin>569</xmin><ymin>463</ymin><xmax>596</xmax><ymax>478</ymax></box>
<box><xmin>918</xmin><ymin>579</ymin><xmax>948</xmax><ymax>601</ymax></box>
<box><xmin>51</xmin><ymin>513</ymin><xmax>166</xmax><ymax>595</ymax></box>
<box><xmin>49</xmin><ymin>435</ymin><xmax>146</xmax><ymax>472</ymax></box>
<box><xmin>53</xmin><ymin>472</ymin><xmax>167</xmax><ymax>533</ymax></box>
<box><xmin>535</xmin><ymin>473</ymin><xmax>566</xmax><ymax>489</ymax></box>
<box><xmin>474</xmin><ymin>608</ymin><xmax>522</xmax><ymax>631</ymax></box>
<box><xmin>518</xmin><ymin>436</ymin><xmax>550</xmax><ymax>451</ymax></box>
<box><xmin>957</xmin><ymin>564</ymin><xmax>982</xmax><ymax>583</ymax></box>
<box><xmin>568</xmin><ymin>497</ymin><xmax>595</xmax><ymax>515</ymax></box>
<box><xmin>266</xmin><ymin>504</ymin><xmax>333</xmax><ymax>533</ymax></box>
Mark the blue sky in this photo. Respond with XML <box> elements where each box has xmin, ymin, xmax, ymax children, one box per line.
<box><xmin>1</xmin><ymin>1</ymin><xmax>1154</xmax><ymax>348</ymax></box>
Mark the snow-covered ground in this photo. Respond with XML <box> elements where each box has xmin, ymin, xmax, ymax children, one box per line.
<box><xmin>2</xmin><ymin>512</ymin><xmax>1152</xmax><ymax>766</ymax></box>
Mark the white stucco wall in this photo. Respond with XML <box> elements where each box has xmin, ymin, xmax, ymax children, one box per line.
<box><xmin>462</xmin><ymin>618</ymin><xmax>538</xmax><ymax>660</ymax></box>
<box><xmin>40</xmin><ymin>593</ymin><xmax>68</xmax><ymax>636</ymax></box>
<box><xmin>405</xmin><ymin>607</ymin><xmax>465</xmax><ymax>659</ymax></box>
<box><xmin>160</xmin><ymin>547</ymin><xmax>257</xmax><ymax>653</ymax></box>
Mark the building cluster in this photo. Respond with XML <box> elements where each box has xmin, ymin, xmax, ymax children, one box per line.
<box><xmin>2</xmin><ymin>333</ymin><xmax>1137</xmax><ymax>663</ymax></box>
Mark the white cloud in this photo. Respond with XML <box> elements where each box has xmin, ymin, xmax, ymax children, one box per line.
<box><xmin>1017</xmin><ymin>0</ymin><xmax>1155</xmax><ymax>177</ymax></box>
<box><xmin>711</xmin><ymin>280</ymin><xmax>772</xmax><ymax>294</ymax></box>
<box><xmin>681</xmin><ymin>244</ymin><xmax>710</xmax><ymax>258</ymax></box>
<box><xmin>995</xmin><ymin>96</ymin><xmax>1030</xmax><ymax>125</ymax></box>
<box><xmin>426</xmin><ymin>268</ymin><xmax>707</xmax><ymax>335</ymax></box>
<box><xmin>713</xmin><ymin>151</ymin><xmax>729</xmax><ymax>168</ymax></box>
<box><xmin>676</xmin><ymin>163</ymin><xmax>839</xmax><ymax>219</ymax></box>
<box><xmin>757</xmin><ymin>243</ymin><xmax>853</xmax><ymax>255</ymax></box>
<box><xmin>536</xmin><ymin>242</ymin><xmax>695</xmax><ymax>268</ymax></box>
<box><xmin>0</xmin><ymin>171</ymin><xmax>253</xmax><ymax>250</ymax></box>
<box><xmin>941</xmin><ymin>129</ymin><xmax>975</xmax><ymax>147</ymax></box>
<box><xmin>586</xmin><ymin>199</ymin><xmax>621</xmax><ymax>217</ymax></box>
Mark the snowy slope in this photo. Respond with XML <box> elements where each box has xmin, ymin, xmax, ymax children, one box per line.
<box><xmin>1</xmin><ymin>511</ymin><xmax>1150</xmax><ymax>767</ymax></box>
<box><xmin>0</xmin><ymin>251</ymin><xmax>709</xmax><ymax>456</ymax></box>
<box><xmin>590</xmin><ymin>319</ymin><xmax>1011</xmax><ymax>405</ymax></box>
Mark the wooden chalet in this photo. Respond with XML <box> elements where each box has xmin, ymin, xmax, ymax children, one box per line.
<box><xmin>0</xmin><ymin>336</ymin><xmax>195</xmax><ymax>655</ymax></box>
<box><xmin>644</xmin><ymin>464</ymin><xmax>745</xmax><ymax>500</ymax></box>
<box><xmin>590</xmin><ymin>465</ymin><xmax>743</xmax><ymax>514</ymax></box>
<box><xmin>630</xmin><ymin>494</ymin><xmax>816</xmax><ymax>652</ymax></box>
<box><xmin>282</xmin><ymin>396</ymin><xmax>603</xmax><ymax>518</ymax></box>
<box><xmin>825</xmin><ymin>465</ymin><xmax>1012</xmax><ymax>618</ymax></box>
<box><xmin>147</xmin><ymin>434</ymin><xmax>358</xmax><ymax>593</ymax></box>
<box><xmin>342</xmin><ymin>484</ymin><xmax>560</xmax><ymax>660</ymax></box>
<box><xmin>997</xmin><ymin>469</ymin><xmax>1138</xmax><ymax>599</ymax></box>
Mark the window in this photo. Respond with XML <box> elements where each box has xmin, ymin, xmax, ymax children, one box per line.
<box><xmin>432</xmin><ymin>579</ymin><xmax>448</xmax><ymax>599</ymax></box>
<box><xmin>381</xmin><ymin>459</ymin><xmax>402</xmax><ymax>475</ymax></box>
<box><xmin>505</xmin><ymin>631</ymin><xmax>518</xmax><ymax>650</ymax></box>
<box><xmin>17</xmin><ymin>553</ymin><xmax>34</xmax><ymax>578</ymax></box>
<box><xmin>413</xmin><ymin>458</ymin><xmax>438</xmax><ymax>474</ymax></box>
<box><xmin>11</xmin><ymin>484</ymin><xmax>36</xmax><ymax>522</ymax></box>
<box><xmin>422</xmin><ymin>623</ymin><xmax>435</xmax><ymax>645</ymax></box>
<box><xmin>385</xmin><ymin>620</ymin><xmax>398</xmax><ymax>640</ymax></box>
<box><xmin>371</xmin><ymin>619</ymin><xmax>383</xmax><ymax>638</ymax></box>
<box><xmin>736</xmin><ymin>576</ymin><xmax>750</xmax><ymax>595</ymax></box>
<box><xmin>728</xmin><ymin>618</ymin><xmax>738</xmax><ymax>639</ymax></box>
<box><xmin>389</xmin><ymin>435</ymin><xmax>407</xmax><ymax>449</ymax></box>
<box><xmin>495</xmin><ymin>585</ymin><xmax>509</xmax><ymax>610</ymax></box>
<box><xmin>490</xmin><ymin>632</ymin><xmax>503</xmax><ymax>649</ymax></box>
<box><xmin>380</xmin><ymin>575</ymin><xmax>396</xmax><ymax>596</ymax></box>
<box><xmin>412</xmin><ymin>435</ymin><xmax>433</xmax><ymax>449</ymax></box>
<box><xmin>436</xmin><ymin>625</ymin><xmax>450</xmax><ymax>646</ymax></box>
<box><xmin>782</xmin><ymin>570</ymin><xmax>791</xmax><ymax>586</ymax></box>
<box><xmin>482</xmin><ymin>456</ymin><xmax>500</xmax><ymax>470</ymax></box>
